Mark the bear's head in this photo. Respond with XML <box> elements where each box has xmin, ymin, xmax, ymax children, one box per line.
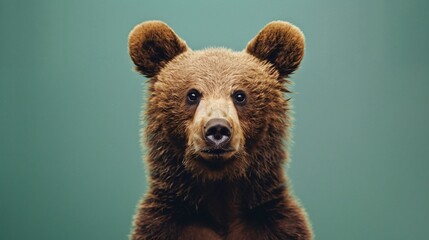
<box><xmin>129</xmin><ymin>21</ymin><xmax>304</xmax><ymax>182</ymax></box>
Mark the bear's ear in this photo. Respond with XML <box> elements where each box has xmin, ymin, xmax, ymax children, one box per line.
<box><xmin>246</xmin><ymin>21</ymin><xmax>305</xmax><ymax>78</ymax></box>
<box><xmin>128</xmin><ymin>21</ymin><xmax>188</xmax><ymax>77</ymax></box>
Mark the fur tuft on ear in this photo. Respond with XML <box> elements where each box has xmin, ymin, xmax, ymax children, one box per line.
<box><xmin>128</xmin><ymin>21</ymin><xmax>188</xmax><ymax>77</ymax></box>
<box><xmin>246</xmin><ymin>21</ymin><xmax>305</xmax><ymax>78</ymax></box>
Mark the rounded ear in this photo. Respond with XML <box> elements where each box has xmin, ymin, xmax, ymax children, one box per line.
<box><xmin>128</xmin><ymin>21</ymin><xmax>188</xmax><ymax>77</ymax></box>
<box><xmin>245</xmin><ymin>21</ymin><xmax>305</xmax><ymax>78</ymax></box>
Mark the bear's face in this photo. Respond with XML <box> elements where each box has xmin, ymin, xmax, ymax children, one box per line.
<box><xmin>152</xmin><ymin>50</ymin><xmax>286</xmax><ymax>180</ymax></box>
<box><xmin>129</xmin><ymin>21</ymin><xmax>304</xmax><ymax>181</ymax></box>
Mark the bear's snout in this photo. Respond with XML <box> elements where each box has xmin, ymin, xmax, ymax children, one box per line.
<box><xmin>204</xmin><ymin>118</ymin><xmax>232</xmax><ymax>148</ymax></box>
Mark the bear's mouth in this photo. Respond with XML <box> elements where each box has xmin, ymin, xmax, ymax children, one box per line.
<box><xmin>200</xmin><ymin>147</ymin><xmax>234</xmax><ymax>156</ymax></box>
<box><xmin>197</xmin><ymin>147</ymin><xmax>237</xmax><ymax>171</ymax></box>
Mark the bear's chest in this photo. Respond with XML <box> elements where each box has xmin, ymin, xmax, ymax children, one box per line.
<box><xmin>194</xmin><ymin>184</ymin><xmax>241</xmax><ymax>232</ymax></box>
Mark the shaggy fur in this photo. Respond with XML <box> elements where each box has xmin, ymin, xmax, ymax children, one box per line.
<box><xmin>128</xmin><ymin>21</ymin><xmax>312</xmax><ymax>240</ymax></box>
<box><xmin>129</xmin><ymin>21</ymin><xmax>188</xmax><ymax>77</ymax></box>
<box><xmin>246</xmin><ymin>21</ymin><xmax>305</xmax><ymax>78</ymax></box>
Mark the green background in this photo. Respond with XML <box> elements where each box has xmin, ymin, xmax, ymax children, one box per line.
<box><xmin>1</xmin><ymin>0</ymin><xmax>428</xmax><ymax>239</ymax></box>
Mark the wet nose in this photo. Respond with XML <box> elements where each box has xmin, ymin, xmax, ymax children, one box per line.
<box><xmin>204</xmin><ymin>118</ymin><xmax>231</xmax><ymax>147</ymax></box>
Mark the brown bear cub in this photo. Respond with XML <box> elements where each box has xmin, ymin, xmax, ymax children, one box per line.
<box><xmin>128</xmin><ymin>20</ymin><xmax>312</xmax><ymax>240</ymax></box>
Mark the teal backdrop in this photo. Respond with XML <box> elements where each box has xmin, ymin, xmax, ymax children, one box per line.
<box><xmin>1</xmin><ymin>0</ymin><xmax>429</xmax><ymax>239</ymax></box>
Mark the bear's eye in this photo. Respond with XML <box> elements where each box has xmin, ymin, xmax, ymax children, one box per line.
<box><xmin>233</xmin><ymin>91</ymin><xmax>246</xmax><ymax>105</ymax></box>
<box><xmin>187</xmin><ymin>89</ymin><xmax>201</xmax><ymax>104</ymax></box>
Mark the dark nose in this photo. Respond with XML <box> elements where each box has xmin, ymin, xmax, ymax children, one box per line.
<box><xmin>204</xmin><ymin>118</ymin><xmax>232</xmax><ymax>147</ymax></box>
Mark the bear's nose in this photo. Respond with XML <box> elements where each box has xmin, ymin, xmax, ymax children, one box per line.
<box><xmin>204</xmin><ymin>118</ymin><xmax>231</xmax><ymax>147</ymax></box>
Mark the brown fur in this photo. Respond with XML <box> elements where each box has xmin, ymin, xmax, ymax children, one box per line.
<box><xmin>128</xmin><ymin>21</ymin><xmax>312</xmax><ymax>240</ymax></box>
<box><xmin>128</xmin><ymin>21</ymin><xmax>188</xmax><ymax>77</ymax></box>
<box><xmin>246</xmin><ymin>21</ymin><xmax>305</xmax><ymax>78</ymax></box>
